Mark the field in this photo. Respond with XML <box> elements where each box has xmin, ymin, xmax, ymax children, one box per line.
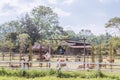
<box><xmin>0</xmin><ymin>52</ymin><xmax>120</xmax><ymax>80</ymax></box>
<box><xmin>0</xmin><ymin>76</ymin><xmax>118</xmax><ymax>80</ymax></box>
<box><xmin>0</xmin><ymin>68</ymin><xmax>120</xmax><ymax>80</ymax></box>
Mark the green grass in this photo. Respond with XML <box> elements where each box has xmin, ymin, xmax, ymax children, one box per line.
<box><xmin>0</xmin><ymin>68</ymin><xmax>120</xmax><ymax>80</ymax></box>
<box><xmin>0</xmin><ymin>76</ymin><xmax>118</xmax><ymax>80</ymax></box>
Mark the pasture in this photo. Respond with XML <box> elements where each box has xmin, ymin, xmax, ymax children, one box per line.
<box><xmin>0</xmin><ymin>52</ymin><xmax>120</xmax><ymax>80</ymax></box>
<box><xmin>0</xmin><ymin>52</ymin><xmax>120</xmax><ymax>72</ymax></box>
<box><xmin>0</xmin><ymin>76</ymin><xmax>119</xmax><ymax>80</ymax></box>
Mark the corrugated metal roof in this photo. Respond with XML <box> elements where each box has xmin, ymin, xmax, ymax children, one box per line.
<box><xmin>66</xmin><ymin>40</ymin><xmax>91</xmax><ymax>45</ymax></box>
<box><xmin>69</xmin><ymin>46</ymin><xmax>91</xmax><ymax>48</ymax></box>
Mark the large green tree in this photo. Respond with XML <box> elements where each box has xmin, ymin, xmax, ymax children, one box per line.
<box><xmin>0</xmin><ymin>6</ymin><xmax>65</xmax><ymax>44</ymax></box>
<box><xmin>19</xmin><ymin>14</ymin><xmax>40</xmax><ymax>43</ymax></box>
<box><xmin>31</xmin><ymin>6</ymin><xmax>61</xmax><ymax>40</ymax></box>
<box><xmin>19</xmin><ymin>6</ymin><xmax>65</xmax><ymax>42</ymax></box>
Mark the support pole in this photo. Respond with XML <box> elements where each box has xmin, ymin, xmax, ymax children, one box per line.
<box><xmin>2</xmin><ymin>53</ymin><xmax>5</xmax><ymax>61</ymax></box>
<box><xmin>109</xmin><ymin>42</ymin><xmax>113</xmax><ymax>72</ymax></box>
<box><xmin>91</xmin><ymin>45</ymin><xmax>95</xmax><ymax>68</ymax></box>
<box><xmin>83</xmin><ymin>37</ymin><xmax>86</xmax><ymax>69</ymax></box>
<box><xmin>39</xmin><ymin>42</ymin><xmax>43</xmax><ymax>67</ymax></box>
<box><xmin>29</xmin><ymin>41</ymin><xmax>33</xmax><ymax>67</ymax></box>
<box><xmin>97</xmin><ymin>44</ymin><xmax>102</xmax><ymax>73</ymax></box>
<box><xmin>8</xmin><ymin>40</ymin><xmax>13</xmax><ymax>66</ymax></box>
<box><xmin>19</xmin><ymin>47</ymin><xmax>22</xmax><ymax>61</ymax></box>
<box><xmin>21</xmin><ymin>58</ymin><xmax>25</xmax><ymax>76</ymax></box>
<box><xmin>9</xmin><ymin>48</ymin><xmax>12</xmax><ymax>66</ymax></box>
<box><xmin>57</xmin><ymin>61</ymin><xmax>61</xmax><ymax>77</ymax></box>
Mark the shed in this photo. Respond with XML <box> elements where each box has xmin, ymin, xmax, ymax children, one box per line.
<box><xmin>59</xmin><ymin>40</ymin><xmax>91</xmax><ymax>55</ymax></box>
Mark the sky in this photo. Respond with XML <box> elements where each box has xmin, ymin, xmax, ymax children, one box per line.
<box><xmin>0</xmin><ymin>0</ymin><xmax>120</xmax><ymax>35</ymax></box>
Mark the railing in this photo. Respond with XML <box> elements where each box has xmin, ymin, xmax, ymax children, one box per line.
<box><xmin>0</xmin><ymin>61</ymin><xmax>120</xmax><ymax>70</ymax></box>
<box><xmin>1</xmin><ymin>60</ymin><xmax>120</xmax><ymax>75</ymax></box>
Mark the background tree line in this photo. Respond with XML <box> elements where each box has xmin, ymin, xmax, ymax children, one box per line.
<box><xmin>0</xmin><ymin>5</ymin><xmax>120</xmax><ymax>54</ymax></box>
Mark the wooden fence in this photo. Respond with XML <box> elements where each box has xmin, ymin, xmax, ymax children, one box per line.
<box><xmin>0</xmin><ymin>61</ymin><xmax>120</xmax><ymax>72</ymax></box>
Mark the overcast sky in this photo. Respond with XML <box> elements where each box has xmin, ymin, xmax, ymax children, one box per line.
<box><xmin>0</xmin><ymin>0</ymin><xmax>120</xmax><ymax>35</ymax></box>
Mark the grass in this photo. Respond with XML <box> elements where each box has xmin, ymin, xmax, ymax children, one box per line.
<box><xmin>0</xmin><ymin>53</ymin><xmax>120</xmax><ymax>80</ymax></box>
<box><xmin>0</xmin><ymin>68</ymin><xmax>120</xmax><ymax>80</ymax></box>
<box><xmin>0</xmin><ymin>76</ymin><xmax>119</xmax><ymax>80</ymax></box>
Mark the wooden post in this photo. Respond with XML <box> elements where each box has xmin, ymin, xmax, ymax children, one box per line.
<box><xmin>49</xmin><ymin>43</ymin><xmax>51</xmax><ymax>55</ymax></box>
<box><xmin>39</xmin><ymin>42</ymin><xmax>43</xmax><ymax>67</ymax></box>
<box><xmin>91</xmin><ymin>45</ymin><xmax>95</xmax><ymax>68</ymax></box>
<box><xmin>29</xmin><ymin>41</ymin><xmax>32</xmax><ymax>67</ymax></box>
<box><xmin>9</xmin><ymin>48</ymin><xmax>11</xmax><ymax>66</ymax></box>
<box><xmin>57</xmin><ymin>61</ymin><xmax>61</xmax><ymax>77</ymax></box>
<box><xmin>8</xmin><ymin>40</ymin><xmax>13</xmax><ymax>66</ymax></box>
<box><xmin>19</xmin><ymin>47</ymin><xmax>22</xmax><ymax>61</ymax></box>
<box><xmin>9</xmin><ymin>46</ymin><xmax>12</xmax><ymax>66</ymax></box>
<box><xmin>19</xmin><ymin>47</ymin><xmax>23</xmax><ymax>66</ymax></box>
<box><xmin>109</xmin><ymin>42</ymin><xmax>113</xmax><ymax>72</ymax></box>
<box><xmin>91</xmin><ymin>45</ymin><xmax>95</xmax><ymax>63</ymax></box>
<box><xmin>21</xmin><ymin>58</ymin><xmax>25</xmax><ymax>76</ymax></box>
<box><xmin>48</xmin><ymin>42</ymin><xmax>51</xmax><ymax>68</ymax></box>
<box><xmin>83</xmin><ymin>37</ymin><xmax>86</xmax><ymax>69</ymax></box>
<box><xmin>97</xmin><ymin>44</ymin><xmax>103</xmax><ymax>73</ymax></box>
<box><xmin>2</xmin><ymin>53</ymin><xmax>5</xmax><ymax>61</ymax></box>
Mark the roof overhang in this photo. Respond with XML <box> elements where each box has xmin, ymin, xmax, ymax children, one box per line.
<box><xmin>69</xmin><ymin>46</ymin><xmax>91</xmax><ymax>48</ymax></box>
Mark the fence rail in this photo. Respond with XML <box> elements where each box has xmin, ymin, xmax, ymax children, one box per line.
<box><xmin>0</xmin><ymin>61</ymin><xmax>120</xmax><ymax>71</ymax></box>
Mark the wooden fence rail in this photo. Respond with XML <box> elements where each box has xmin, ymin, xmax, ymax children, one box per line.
<box><xmin>1</xmin><ymin>61</ymin><xmax>120</xmax><ymax>75</ymax></box>
<box><xmin>0</xmin><ymin>61</ymin><xmax>120</xmax><ymax>71</ymax></box>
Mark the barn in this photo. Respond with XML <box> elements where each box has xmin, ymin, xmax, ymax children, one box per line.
<box><xmin>58</xmin><ymin>40</ymin><xmax>91</xmax><ymax>55</ymax></box>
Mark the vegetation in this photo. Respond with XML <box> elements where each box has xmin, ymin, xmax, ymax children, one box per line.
<box><xmin>0</xmin><ymin>76</ymin><xmax>119</xmax><ymax>80</ymax></box>
<box><xmin>0</xmin><ymin>3</ymin><xmax>120</xmax><ymax>80</ymax></box>
<box><xmin>0</xmin><ymin>5</ymin><xmax>120</xmax><ymax>54</ymax></box>
<box><xmin>105</xmin><ymin>17</ymin><xmax>120</xmax><ymax>36</ymax></box>
<box><xmin>0</xmin><ymin>68</ymin><xmax>120</xmax><ymax>80</ymax></box>
<box><xmin>0</xmin><ymin>6</ymin><xmax>66</xmax><ymax>51</ymax></box>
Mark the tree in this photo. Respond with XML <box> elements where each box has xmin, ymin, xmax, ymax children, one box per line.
<box><xmin>65</xmin><ymin>30</ymin><xmax>78</xmax><ymax>40</ymax></box>
<box><xmin>105</xmin><ymin>17</ymin><xmax>120</xmax><ymax>36</ymax></box>
<box><xmin>20</xmin><ymin>14</ymin><xmax>40</xmax><ymax>43</ymax></box>
<box><xmin>78</xmin><ymin>29</ymin><xmax>94</xmax><ymax>43</ymax></box>
<box><xmin>31</xmin><ymin>6</ymin><xmax>63</xmax><ymax>40</ymax></box>
<box><xmin>0</xmin><ymin>20</ymin><xmax>21</xmax><ymax>43</ymax></box>
<box><xmin>109</xmin><ymin>37</ymin><xmax>120</xmax><ymax>54</ymax></box>
<box><xmin>18</xmin><ymin>6</ymin><xmax>65</xmax><ymax>43</ymax></box>
<box><xmin>17</xmin><ymin>33</ymin><xmax>30</xmax><ymax>59</ymax></box>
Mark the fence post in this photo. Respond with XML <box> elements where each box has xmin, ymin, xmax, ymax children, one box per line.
<box><xmin>110</xmin><ymin>62</ymin><xmax>113</xmax><ymax>72</ymax></box>
<box><xmin>21</xmin><ymin>58</ymin><xmax>25</xmax><ymax>76</ymax></box>
<box><xmin>48</xmin><ymin>62</ymin><xmax>51</xmax><ymax>68</ymax></box>
<box><xmin>97</xmin><ymin>61</ymin><xmax>100</xmax><ymax>72</ymax></box>
<box><xmin>57</xmin><ymin>61</ymin><xmax>61</xmax><ymax>77</ymax></box>
<box><xmin>2</xmin><ymin>53</ymin><xmax>5</xmax><ymax>61</ymax></box>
